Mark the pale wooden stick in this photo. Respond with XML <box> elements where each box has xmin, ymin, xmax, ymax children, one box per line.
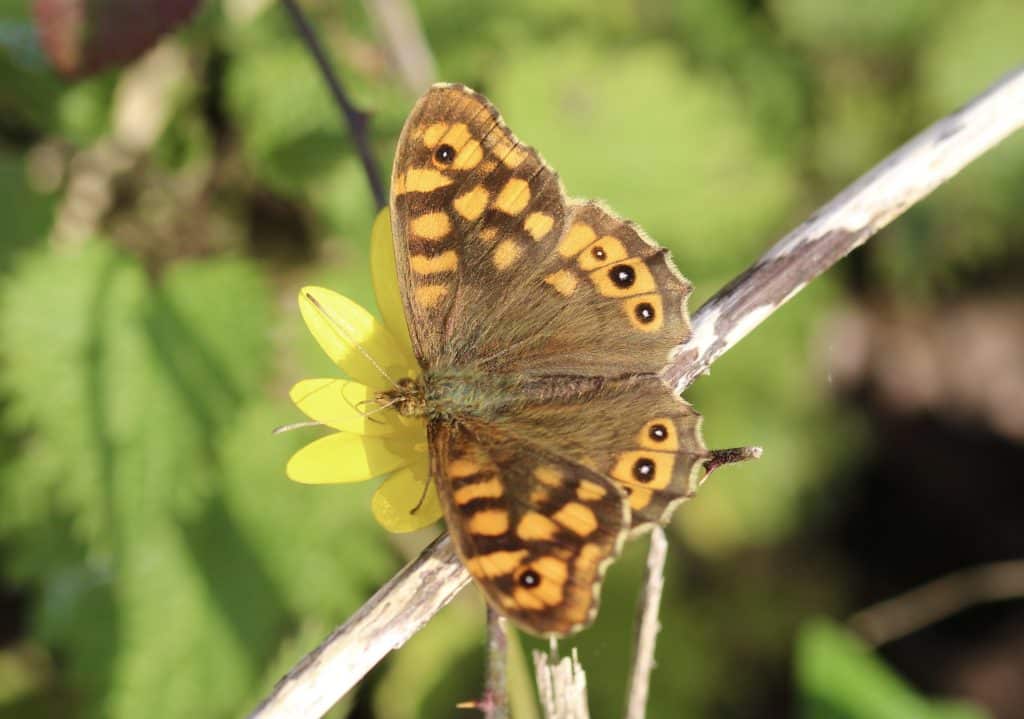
<box><xmin>533</xmin><ymin>646</ymin><xmax>591</xmax><ymax>719</ymax></box>
<box><xmin>248</xmin><ymin>534</ymin><xmax>469</xmax><ymax>718</ymax></box>
<box><xmin>362</xmin><ymin>0</ymin><xmax>438</xmax><ymax>95</ymax></box>
<box><xmin>663</xmin><ymin>65</ymin><xmax>1024</xmax><ymax>392</ymax></box>
<box><xmin>624</xmin><ymin>526</ymin><xmax>669</xmax><ymax>719</ymax></box>
<box><xmin>849</xmin><ymin>559</ymin><xmax>1024</xmax><ymax>647</ymax></box>
<box><xmin>250</xmin><ymin>66</ymin><xmax>1024</xmax><ymax>718</ymax></box>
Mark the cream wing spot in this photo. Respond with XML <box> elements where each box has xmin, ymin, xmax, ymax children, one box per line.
<box><xmin>453</xmin><ymin>186</ymin><xmax>490</xmax><ymax>221</ymax></box>
<box><xmin>577</xmin><ymin>480</ymin><xmax>608</xmax><ymax>501</ymax></box>
<box><xmin>422</xmin><ymin>122</ymin><xmax>448</xmax><ymax>148</ymax></box>
<box><xmin>533</xmin><ymin>465</ymin><xmax>563</xmax><ymax>487</ymax></box>
<box><xmin>451</xmin><ymin>140</ymin><xmax>484</xmax><ymax>170</ymax></box>
<box><xmin>558</xmin><ymin>223</ymin><xmax>596</xmax><ymax>257</ymax></box>
<box><xmin>467</xmin><ymin>509</ymin><xmax>510</xmax><ymax>536</ymax></box>
<box><xmin>411</xmin><ymin>212</ymin><xmax>452</xmax><ymax>240</ymax></box>
<box><xmin>453</xmin><ymin>478</ymin><xmax>504</xmax><ymax>505</ymax></box>
<box><xmin>403</xmin><ymin>168</ymin><xmax>453</xmax><ymax>193</ymax></box>
<box><xmin>466</xmin><ymin>550</ymin><xmax>528</xmax><ymax>578</ymax></box>
<box><xmin>551</xmin><ymin>502</ymin><xmax>598</xmax><ymax>537</ymax></box>
<box><xmin>493</xmin><ymin>239</ymin><xmax>522</xmax><ymax>270</ymax></box>
<box><xmin>498</xmin><ymin>142</ymin><xmax>528</xmax><ymax>169</ymax></box>
<box><xmin>517</xmin><ymin>512</ymin><xmax>561</xmax><ymax>541</ymax></box>
<box><xmin>524</xmin><ymin>212</ymin><xmax>554</xmax><ymax>241</ymax></box>
<box><xmin>439</xmin><ymin>122</ymin><xmax>472</xmax><ymax>151</ymax></box>
<box><xmin>415</xmin><ymin>285</ymin><xmax>448</xmax><ymax>308</ymax></box>
<box><xmin>494</xmin><ymin>178</ymin><xmax>531</xmax><ymax>215</ymax></box>
<box><xmin>447</xmin><ymin>458</ymin><xmax>482</xmax><ymax>478</ymax></box>
<box><xmin>409</xmin><ymin>250</ymin><xmax>458</xmax><ymax>275</ymax></box>
<box><xmin>544</xmin><ymin>269</ymin><xmax>578</xmax><ymax>296</ymax></box>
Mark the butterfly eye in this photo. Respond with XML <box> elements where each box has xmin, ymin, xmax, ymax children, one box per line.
<box><xmin>632</xmin><ymin>457</ymin><xmax>655</xmax><ymax>482</ymax></box>
<box><xmin>434</xmin><ymin>144</ymin><xmax>456</xmax><ymax>165</ymax></box>
<box><xmin>648</xmin><ymin>423</ymin><xmax>668</xmax><ymax>441</ymax></box>
<box><xmin>609</xmin><ymin>264</ymin><xmax>635</xmax><ymax>288</ymax></box>
<box><xmin>518</xmin><ymin>569</ymin><xmax>540</xmax><ymax>588</ymax></box>
<box><xmin>635</xmin><ymin>302</ymin><xmax>656</xmax><ymax>324</ymax></box>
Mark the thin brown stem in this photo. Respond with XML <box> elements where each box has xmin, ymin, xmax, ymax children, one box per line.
<box><xmin>484</xmin><ymin>608</ymin><xmax>510</xmax><ymax>719</ymax></box>
<box><xmin>457</xmin><ymin>608</ymin><xmax>509</xmax><ymax>717</ymax></box>
<box><xmin>281</xmin><ymin>0</ymin><xmax>387</xmax><ymax>209</ymax></box>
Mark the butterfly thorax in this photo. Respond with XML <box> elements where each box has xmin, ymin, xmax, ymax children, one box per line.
<box><xmin>379</xmin><ymin>371</ymin><xmax>611</xmax><ymax>423</ymax></box>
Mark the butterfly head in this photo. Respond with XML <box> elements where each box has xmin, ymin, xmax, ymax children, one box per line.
<box><xmin>377</xmin><ymin>377</ymin><xmax>427</xmax><ymax>418</ymax></box>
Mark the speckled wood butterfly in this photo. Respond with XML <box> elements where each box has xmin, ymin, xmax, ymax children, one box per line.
<box><xmin>385</xmin><ymin>84</ymin><xmax>709</xmax><ymax>637</ymax></box>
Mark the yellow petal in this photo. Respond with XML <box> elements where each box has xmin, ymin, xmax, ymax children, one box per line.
<box><xmin>370</xmin><ymin>208</ymin><xmax>417</xmax><ymax>365</ymax></box>
<box><xmin>286</xmin><ymin>432</ymin><xmax>411</xmax><ymax>485</ymax></box>
<box><xmin>290</xmin><ymin>378</ymin><xmax>417</xmax><ymax>435</ymax></box>
<box><xmin>299</xmin><ymin>286</ymin><xmax>412</xmax><ymax>390</ymax></box>
<box><xmin>371</xmin><ymin>455</ymin><xmax>442</xmax><ymax>533</ymax></box>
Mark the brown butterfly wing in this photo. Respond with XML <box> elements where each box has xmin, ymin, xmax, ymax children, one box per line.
<box><xmin>390</xmin><ymin>83</ymin><xmax>693</xmax><ymax>377</ymax></box>
<box><xmin>499</xmin><ymin>376</ymin><xmax>708</xmax><ymax>529</ymax></box>
<box><xmin>430</xmin><ymin>420</ymin><xmax>627</xmax><ymax>637</ymax></box>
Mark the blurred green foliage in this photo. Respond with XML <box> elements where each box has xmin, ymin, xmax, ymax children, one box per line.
<box><xmin>0</xmin><ymin>0</ymin><xmax>1020</xmax><ymax>717</ymax></box>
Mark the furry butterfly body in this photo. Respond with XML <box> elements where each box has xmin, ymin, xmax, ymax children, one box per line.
<box><xmin>385</xmin><ymin>84</ymin><xmax>708</xmax><ymax>637</ymax></box>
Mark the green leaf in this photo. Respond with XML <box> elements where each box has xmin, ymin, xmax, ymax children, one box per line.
<box><xmin>0</xmin><ymin>240</ymin><xmax>285</xmax><ymax>717</ymax></box>
<box><xmin>796</xmin><ymin>618</ymin><xmax>989</xmax><ymax>719</ymax></box>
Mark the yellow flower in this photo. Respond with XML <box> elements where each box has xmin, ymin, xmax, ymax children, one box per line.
<box><xmin>285</xmin><ymin>209</ymin><xmax>442</xmax><ymax>533</ymax></box>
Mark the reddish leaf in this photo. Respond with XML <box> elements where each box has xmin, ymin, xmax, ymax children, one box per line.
<box><xmin>33</xmin><ymin>0</ymin><xmax>203</xmax><ymax>78</ymax></box>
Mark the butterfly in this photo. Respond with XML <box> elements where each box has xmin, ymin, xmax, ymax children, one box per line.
<box><xmin>384</xmin><ymin>83</ymin><xmax>709</xmax><ymax>637</ymax></box>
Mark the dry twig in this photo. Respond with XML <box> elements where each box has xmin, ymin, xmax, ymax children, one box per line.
<box><xmin>533</xmin><ymin>645</ymin><xmax>591</xmax><ymax>719</ymax></box>
<box><xmin>250</xmin><ymin>66</ymin><xmax>1024</xmax><ymax>718</ymax></box>
<box><xmin>456</xmin><ymin>608</ymin><xmax>510</xmax><ymax>718</ymax></box>
<box><xmin>850</xmin><ymin>559</ymin><xmax>1024</xmax><ymax>647</ymax></box>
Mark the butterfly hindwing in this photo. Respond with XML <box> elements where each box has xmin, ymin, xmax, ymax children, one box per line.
<box><xmin>499</xmin><ymin>375</ymin><xmax>708</xmax><ymax>529</ymax></box>
<box><xmin>430</xmin><ymin>421</ymin><xmax>627</xmax><ymax>637</ymax></box>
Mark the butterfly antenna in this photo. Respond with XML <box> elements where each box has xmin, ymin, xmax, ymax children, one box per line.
<box><xmin>408</xmin><ymin>475</ymin><xmax>432</xmax><ymax>515</ymax></box>
<box><xmin>355</xmin><ymin>397</ymin><xmax>402</xmax><ymax>423</ymax></box>
<box><xmin>304</xmin><ymin>292</ymin><xmax>400</xmax><ymax>389</ymax></box>
<box><xmin>272</xmin><ymin>420</ymin><xmax>323</xmax><ymax>434</ymax></box>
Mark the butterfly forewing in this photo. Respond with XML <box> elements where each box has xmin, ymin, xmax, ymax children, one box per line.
<box><xmin>391</xmin><ymin>84</ymin><xmax>693</xmax><ymax>376</ymax></box>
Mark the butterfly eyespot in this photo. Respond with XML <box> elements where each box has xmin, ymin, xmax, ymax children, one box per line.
<box><xmin>518</xmin><ymin>569</ymin><xmax>541</xmax><ymax>588</ymax></box>
<box><xmin>635</xmin><ymin>302</ymin><xmax>656</xmax><ymax>323</ymax></box>
<box><xmin>434</xmin><ymin>144</ymin><xmax>456</xmax><ymax>165</ymax></box>
<box><xmin>632</xmin><ymin>457</ymin><xmax>656</xmax><ymax>482</ymax></box>
<box><xmin>591</xmin><ymin>246</ymin><xmax>606</xmax><ymax>260</ymax></box>
<box><xmin>648</xmin><ymin>423</ymin><xmax>668</xmax><ymax>441</ymax></box>
<box><xmin>609</xmin><ymin>264</ymin><xmax>635</xmax><ymax>288</ymax></box>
